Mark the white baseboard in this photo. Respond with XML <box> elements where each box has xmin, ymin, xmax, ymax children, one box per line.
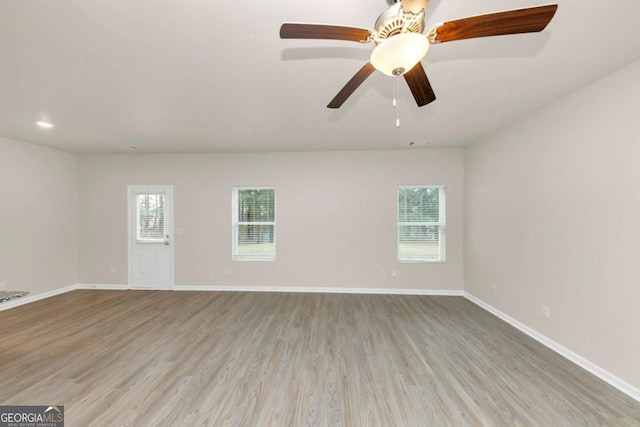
<box><xmin>173</xmin><ymin>285</ymin><xmax>463</xmax><ymax>296</ymax></box>
<box><xmin>76</xmin><ymin>284</ymin><xmax>129</xmax><ymax>290</ymax></box>
<box><xmin>463</xmin><ymin>291</ymin><xmax>640</xmax><ymax>403</ymax></box>
<box><xmin>74</xmin><ymin>284</ymin><xmax>464</xmax><ymax>295</ymax></box>
<box><xmin>0</xmin><ymin>284</ymin><xmax>77</xmax><ymax>312</ymax></box>
<box><xmin>78</xmin><ymin>284</ymin><xmax>183</xmax><ymax>291</ymax></box>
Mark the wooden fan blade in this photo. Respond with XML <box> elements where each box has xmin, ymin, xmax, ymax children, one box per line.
<box><xmin>432</xmin><ymin>5</ymin><xmax>558</xmax><ymax>43</ymax></box>
<box><xmin>327</xmin><ymin>63</ymin><xmax>376</xmax><ymax>109</ymax></box>
<box><xmin>401</xmin><ymin>0</ymin><xmax>430</xmax><ymax>14</ymax></box>
<box><xmin>403</xmin><ymin>62</ymin><xmax>436</xmax><ymax>107</ymax></box>
<box><xmin>280</xmin><ymin>23</ymin><xmax>371</xmax><ymax>42</ymax></box>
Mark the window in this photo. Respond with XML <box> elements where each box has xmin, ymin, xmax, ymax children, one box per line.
<box><xmin>136</xmin><ymin>194</ymin><xmax>165</xmax><ymax>242</ymax></box>
<box><xmin>232</xmin><ymin>187</ymin><xmax>276</xmax><ymax>260</ymax></box>
<box><xmin>398</xmin><ymin>186</ymin><xmax>446</xmax><ymax>262</ymax></box>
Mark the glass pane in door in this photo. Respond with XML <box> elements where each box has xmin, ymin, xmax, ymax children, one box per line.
<box><xmin>136</xmin><ymin>194</ymin><xmax>165</xmax><ymax>241</ymax></box>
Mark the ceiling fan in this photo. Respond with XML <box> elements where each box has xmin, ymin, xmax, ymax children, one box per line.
<box><xmin>280</xmin><ymin>0</ymin><xmax>558</xmax><ymax>109</ymax></box>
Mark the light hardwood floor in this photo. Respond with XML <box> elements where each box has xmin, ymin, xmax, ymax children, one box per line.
<box><xmin>1</xmin><ymin>290</ymin><xmax>639</xmax><ymax>426</ymax></box>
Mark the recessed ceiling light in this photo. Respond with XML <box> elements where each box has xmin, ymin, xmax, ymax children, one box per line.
<box><xmin>36</xmin><ymin>121</ymin><xmax>54</xmax><ymax>128</ymax></box>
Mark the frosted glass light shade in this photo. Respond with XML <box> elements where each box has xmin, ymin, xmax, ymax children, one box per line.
<box><xmin>370</xmin><ymin>33</ymin><xmax>430</xmax><ymax>76</ymax></box>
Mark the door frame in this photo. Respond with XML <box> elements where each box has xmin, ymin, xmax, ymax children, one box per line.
<box><xmin>127</xmin><ymin>185</ymin><xmax>175</xmax><ymax>290</ymax></box>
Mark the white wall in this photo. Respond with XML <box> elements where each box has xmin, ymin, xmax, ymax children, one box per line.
<box><xmin>464</xmin><ymin>59</ymin><xmax>640</xmax><ymax>389</ymax></box>
<box><xmin>0</xmin><ymin>136</ymin><xmax>78</xmax><ymax>296</ymax></box>
<box><xmin>78</xmin><ymin>149</ymin><xmax>464</xmax><ymax>291</ymax></box>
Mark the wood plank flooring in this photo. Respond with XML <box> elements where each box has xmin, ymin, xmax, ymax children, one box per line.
<box><xmin>1</xmin><ymin>290</ymin><xmax>639</xmax><ymax>426</ymax></box>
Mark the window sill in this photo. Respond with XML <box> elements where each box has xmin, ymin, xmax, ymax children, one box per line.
<box><xmin>233</xmin><ymin>256</ymin><xmax>276</xmax><ymax>262</ymax></box>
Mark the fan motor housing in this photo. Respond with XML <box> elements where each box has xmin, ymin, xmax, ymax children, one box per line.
<box><xmin>375</xmin><ymin>2</ymin><xmax>425</xmax><ymax>40</ymax></box>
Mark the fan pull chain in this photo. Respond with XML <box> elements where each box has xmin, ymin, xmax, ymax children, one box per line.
<box><xmin>393</xmin><ymin>75</ymin><xmax>397</xmax><ymax>108</ymax></box>
<box><xmin>394</xmin><ymin>74</ymin><xmax>400</xmax><ymax>128</ymax></box>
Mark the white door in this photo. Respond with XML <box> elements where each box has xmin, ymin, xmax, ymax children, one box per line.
<box><xmin>128</xmin><ymin>185</ymin><xmax>174</xmax><ymax>289</ymax></box>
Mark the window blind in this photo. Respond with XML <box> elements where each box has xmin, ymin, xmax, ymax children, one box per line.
<box><xmin>233</xmin><ymin>187</ymin><xmax>276</xmax><ymax>260</ymax></box>
<box><xmin>398</xmin><ymin>186</ymin><xmax>446</xmax><ymax>262</ymax></box>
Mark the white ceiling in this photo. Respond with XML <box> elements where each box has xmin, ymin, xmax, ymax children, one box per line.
<box><xmin>1</xmin><ymin>0</ymin><xmax>639</xmax><ymax>154</ymax></box>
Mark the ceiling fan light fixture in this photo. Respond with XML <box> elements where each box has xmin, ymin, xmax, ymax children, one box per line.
<box><xmin>370</xmin><ymin>32</ymin><xmax>429</xmax><ymax>76</ymax></box>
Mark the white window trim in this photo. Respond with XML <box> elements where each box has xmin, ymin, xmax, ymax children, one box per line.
<box><xmin>397</xmin><ymin>185</ymin><xmax>446</xmax><ymax>263</ymax></box>
<box><xmin>232</xmin><ymin>186</ymin><xmax>276</xmax><ymax>261</ymax></box>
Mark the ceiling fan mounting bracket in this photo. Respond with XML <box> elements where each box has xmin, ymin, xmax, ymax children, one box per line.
<box><xmin>363</xmin><ymin>31</ymin><xmax>377</xmax><ymax>44</ymax></box>
<box><xmin>427</xmin><ymin>23</ymin><xmax>443</xmax><ymax>44</ymax></box>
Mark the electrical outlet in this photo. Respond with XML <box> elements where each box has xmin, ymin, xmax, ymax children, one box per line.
<box><xmin>391</xmin><ymin>270</ymin><xmax>398</xmax><ymax>278</ymax></box>
<box><xmin>110</xmin><ymin>267</ymin><xmax>116</xmax><ymax>274</ymax></box>
<box><xmin>541</xmin><ymin>305</ymin><xmax>550</xmax><ymax>319</ymax></box>
<box><xmin>0</xmin><ymin>282</ymin><xmax>6</xmax><ymax>291</ymax></box>
<box><xmin>224</xmin><ymin>268</ymin><xmax>230</xmax><ymax>276</ymax></box>
<box><xmin>491</xmin><ymin>284</ymin><xmax>498</xmax><ymax>293</ymax></box>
